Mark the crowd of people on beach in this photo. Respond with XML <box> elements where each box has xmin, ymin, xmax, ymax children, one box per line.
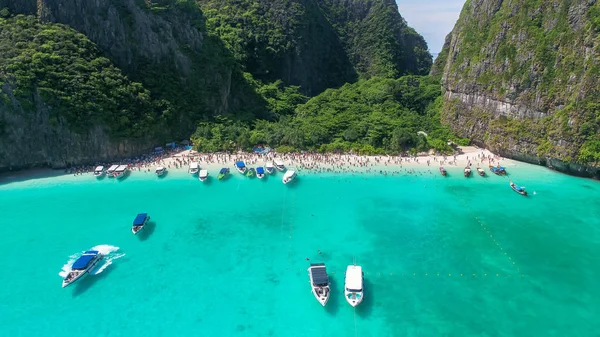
<box><xmin>67</xmin><ymin>146</ymin><xmax>505</xmax><ymax>178</ymax></box>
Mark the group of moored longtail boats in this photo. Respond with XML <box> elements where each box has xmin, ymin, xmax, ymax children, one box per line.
<box><xmin>185</xmin><ymin>160</ymin><xmax>296</xmax><ymax>184</ymax></box>
<box><xmin>438</xmin><ymin>163</ymin><xmax>528</xmax><ymax>197</ymax></box>
<box><xmin>307</xmin><ymin>263</ymin><xmax>364</xmax><ymax>308</ymax></box>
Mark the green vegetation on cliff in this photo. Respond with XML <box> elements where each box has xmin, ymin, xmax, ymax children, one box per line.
<box><xmin>192</xmin><ymin>76</ymin><xmax>466</xmax><ymax>154</ymax></box>
<box><xmin>437</xmin><ymin>0</ymin><xmax>600</xmax><ymax>169</ymax></box>
<box><xmin>0</xmin><ymin>14</ymin><xmax>167</xmax><ymax>138</ymax></box>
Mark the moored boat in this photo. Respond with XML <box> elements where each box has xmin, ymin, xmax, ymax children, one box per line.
<box><xmin>106</xmin><ymin>165</ymin><xmax>119</xmax><ymax>178</ymax></box>
<box><xmin>246</xmin><ymin>168</ymin><xmax>256</xmax><ymax>178</ymax></box>
<box><xmin>93</xmin><ymin>166</ymin><xmax>105</xmax><ymax>178</ymax></box>
<box><xmin>464</xmin><ymin>166</ymin><xmax>471</xmax><ymax>177</ymax></box>
<box><xmin>113</xmin><ymin>165</ymin><xmax>129</xmax><ymax>179</ymax></box>
<box><xmin>256</xmin><ymin>167</ymin><xmax>265</xmax><ymax>179</ymax></box>
<box><xmin>265</xmin><ymin>162</ymin><xmax>275</xmax><ymax>174</ymax></box>
<box><xmin>510</xmin><ymin>181</ymin><xmax>527</xmax><ymax>196</ymax></box>
<box><xmin>344</xmin><ymin>265</ymin><xmax>364</xmax><ymax>307</ymax></box>
<box><xmin>62</xmin><ymin>250</ymin><xmax>104</xmax><ymax>288</ymax></box>
<box><xmin>132</xmin><ymin>213</ymin><xmax>150</xmax><ymax>234</ymax></box>
<box><xmin>489</xmin><ymin>164</ymin><xmax>507</xmax><ymax>175</ymax></box>
<box><xmin>439</xmin><ymin>166</ymin><xmax>447</xmax><ymax>177</ymax></box>
<box><xmin>274</xmin><ymin>159</ymin><xmax>286</xmax><ymax>172</ymax></box>
<box><xmin>282</xmin><ymin>170</ymin><xmax>296</xmax><ymax>184</ymax></box>
<box><xmin>235</xmin><ymin>161</ymin><xmax>247</xmax><ymax>174</ymax></box>
<box><xmin>308</xmin><ymin>263</ymin><xmax>330</xmax><ymax>306</ymax></box>
<box><xmin>155</xmin><ymin>166</ymin><xmax>167</xmax><ymax>177</ymax></box>
<box><xmin>477</xmin><ymin>167</ymin><xmax>485</xmax><ymax>177</ymax></box>
<box><xmin>217</xmin><ymin>168</ymin><xmax>230</xmax><ymax>180</ymax></box>
<box><xmin>199</xmin><ymin>169</ymin><xmax>209</xmax><ymax>182</ymax></box>
<box><xmin>188</xmin><ymin>162</ymin><xmax>199</xmax><ymax>175</ymax></box>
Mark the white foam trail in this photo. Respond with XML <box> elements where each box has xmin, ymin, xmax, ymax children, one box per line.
<box><xmin>59</xmin><ymin>245</ymin><xmax>123</xmax><ymax>278</ymax></box>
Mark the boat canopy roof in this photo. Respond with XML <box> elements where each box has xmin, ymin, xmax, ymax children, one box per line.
<box><xmin>256</xmin><ymin>167</ymin><xmax>265</xmax><ymax>174</ymax></box>
<box><xmin>274</xmin><ymin>159</ymin><xmax>284</xmax><ymax>166</ymax></box>
<box><xmin>199</xmin><ymin>169</ymin><xmax>208</xmax><ymax>177</ymax></box>
<box><xmin>190</xmin><ymin>162</ymin><xmax>199</xmax><ymax>169</ymax></box>
<box><xmin>310</xmin><ymin>264</ymin><xmax>329</xmax><ymax>286</ymax></box>
<box><xmin>133</xmin><ymin>213</ymin><xmax>148</xmax><ymax>226</ymax></box>
<box><xmin>115</xmin><ymin>165</ymin><xmax>128</xmax><ymax>172</ymax></box>
<box><xmin>156</xmin><ymin>166</ymin><xmax>165</xmax><ymax>171</ymax></box>
<box><xmin>345</xmin><ymin>265</ymin><xmax>363</xmax><ymax>290</ymax></box>
<box><xmin>72</xmin><ymin>251</ymin><xmax>99</xmax><ymax>270</ymax></box>
<box><xmin>107</xmin><ymin>165</ymin><xmax>119</xmax><ymax>171</ymax></box>
<box><xmin>94</xmin><ymin>166</ymin><xmax>104</xmax><ymax>171</ymax></box>
<box><xmin>235</xmin><ymin>161</ymin><xmax>246</xmax><ymax>168</ymax></box>
<box><xmin>283</xmin><ymin>170</ymin><xmax>296</xmax><ymax>178</ymax></box>
<box><xmin>219</xmin><ymin>168</ymin><xmax>229</xmax><ymax>174</ymax></box>
<box><xmin>265</xmin><ymin>162</ymin><xmax>274</xmax><ymax>168</ymax></box>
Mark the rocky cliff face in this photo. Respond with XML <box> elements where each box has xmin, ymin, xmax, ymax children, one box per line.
<box><xmin>435</xmin><ymin>0</ymin><xmax>600</xmax><ymax>178</ymax></box>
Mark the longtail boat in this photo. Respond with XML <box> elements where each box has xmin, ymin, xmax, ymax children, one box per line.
<box><xmin>439</xmin><ymin>167</ymin><xmax>447</xmax><ymax>177</ymax></box>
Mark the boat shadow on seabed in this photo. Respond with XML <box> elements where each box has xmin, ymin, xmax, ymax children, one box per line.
<box><xmin>325</xmin><ymin>277</ymin><xmax>341</xmax><ymax>316</ymax></box>
<box><xmin>71</xmin><ymin>264</ymin><xmax>117</xmax><ymax>297</ymax></box>
<box><xmin>138</xmin><ymin>221</ymin><xmax>156</xmax><ymax>241</ymax></box>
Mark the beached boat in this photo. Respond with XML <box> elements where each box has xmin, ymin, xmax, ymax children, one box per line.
<box><xmin>93</xmin><ymin>166</ymin><xmax>105</xmax><ymax>178</ymax></box>
<box><xmin>235</xmin><ymin>161</ymin><xmax>247</xmax><ymax>174</ymax></box>
<box><xmin>62</xmin><ymin>250</ymin><xmax>103</xmax><ymax>288</ymax></box>
<box><xmin>106</xmin><ymin>165</ymin><xmax>119</xmax><ymax>178</ymax></box>
<box><xmin>489</xmin><ymin>164</ymin><xmax>507</xmax><ymax>175</ymax></box>
<box><xmin>308</xmin><ymin>263</ymin><xmax>330</xmax><ymax>306</ymax></box>
<box><xmin>199</xmin><ymin>169</ymin><xmax>209</xmax><ymax>182</ymax></box>
<box><xmin>282</xmin><ymin>170</ymin><xmax>296</xmax><ymax>184</ymax></box>
<box><xmin>265</xmin><ymin>162</ymin><xmax>275</xmax><ymax>174</ymax></box>
<box><xmin>155</xmin><ymin>166</ymin><xmax>167</xmax><ymax>177</ymax></box>
<box><xmin>217</xmin><ymin>168</ymin><xmax>230</xmax><ymax>180</ymax></box>
<box><xmin>344</xmin><ymin>265</ymin><xmax>364</xmax><ymax>307</ymax></box>
<box><xmin>256</xmin><ymin>167</ymin><xmax>265</xmax><ymax>179</ymax></box>
<box><xmin>113</xmin><ymin>165</ymin><xmax>129</xmax><ymax>179</ymax></box>
<box><xmin>188</xmin><ymin>162</ymin><xmax>199</xmax><ymax>175</ymax></box>
<box><xmin>274</xmin><ymin>159</ymin><xmax>286</xmax><ymax>172</ymax></box>
<box><xmin>132</xmin><ymin>213</ymin><xmax>150</xmax><ymax>234</ymax></box>
<box><xmin>464</xmin><ymin>166</ymin><xmax>471</xmax><ymax>177</ymax></box>
<box><xmin>246</xmin><ymin>168</ymin><xmax>256</xmax><ymax>178</ymax></box>
<box><xmin>439</xmin><ymin>166</ymin><xmax>447</xmax><ymax>177</ymax></box>
<box><xmin>510</xmin><ymin>181</ymin><xmax>527</xmax><ymax>196</ymax></box>
<box><xmin>477</xmin><ymin>167</ymin><xmax>486</xmax><ymax>177</ymax></box>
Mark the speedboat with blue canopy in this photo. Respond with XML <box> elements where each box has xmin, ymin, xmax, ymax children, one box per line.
<box><xmin>218</xmin><ymin>168</ymin><xmax>230</xmax><ymax>180</ymax></box>
<box><xmin>489</xmin><ymin>164</ymin><xmax>507</xmax><ymax>175</ymax></box>
<box><xmin>308</xmin><ymin>263</ymin><xmax>330</xmax><ymax>306</ymax></box>
<box><xmin>510</xmin><ymin>181</ymin><xmax>527</xmax><ymax>196</ymax></box>
<box><xmin>62</xmin><ymin>250</ymin><xmax>104</xmax><ymax>288</ymax></box>
<box><xmin>235</xmin><ymin>161</ymin><xmax>247</xmax><ymax>174</ymax></box>
<box><xmin>256</xmin><ymin>167</ymin><xmax>265</xmax><ymax>179</ymax></box>
<box><xmin>132</xmin><ymin>213</ymin><xmax>150</xmax><ymax>234</ymax></box>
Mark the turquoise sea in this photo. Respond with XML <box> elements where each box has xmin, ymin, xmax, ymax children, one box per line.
<box><xmin>1</xmin><ymin>163</ymin><xmax>600</xmax><ymax>336</ymax></box>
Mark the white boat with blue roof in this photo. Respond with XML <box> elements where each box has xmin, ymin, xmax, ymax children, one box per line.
<box><xmin>308</xmin><ymin>263</ymin><xmax>330</xmax><ymax>306</ymax></box>
<box><xmin>62</xmin><ymin>250</ymin><xmax>103</xmax><ymax>288</ymax></box>
<box><xmin>256</xmin><ymin>167</ymin><xmax>265</xmax><ymax>179</ymax></box>
<box><xmin>235</xmin><ymin>161</ymin><xmax>247</xmax><ymax>174</ymax></box>
<box><xmin>132</xmin><ymin>213</ymin><xmax>150</xmax><ymax>234</ymax></box>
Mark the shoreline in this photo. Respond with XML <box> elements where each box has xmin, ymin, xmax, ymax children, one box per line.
<box><xmin>0</xmin><ymin>146</ymin><xmax>535</xmax><ymax>185</ymax></box>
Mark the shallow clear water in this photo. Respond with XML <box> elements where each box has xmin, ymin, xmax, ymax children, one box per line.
<box><xmin>1</xmin><ymin>164</ymin><xmax>599</xmax><ymax>336</ymax></box>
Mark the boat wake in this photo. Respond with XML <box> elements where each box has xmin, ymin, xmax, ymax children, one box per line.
<box><xmin>58</xmin><ymin>245</ymin><xmax>124</xmax><ymax>278</ymax></box>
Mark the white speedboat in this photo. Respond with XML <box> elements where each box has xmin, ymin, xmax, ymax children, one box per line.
<box><xmin>93</xmin><ymin>166</ymin><xmax>105</xmax><ymax>178</ymax></box>
<box><xmin>155</xmin><ymin>166</ymin><xmax>167</xmax><ymax>177</ymax></box>
<box><xmin>188</xmin><ymin>162</ymin><xmax>199</xmax><ymax>175</ymax></box>
<box><xmin>256</xmin><ymin>167</ymin><xmax>265</xmax><ymax>179</ymax></box>
<box><xmin>344</xmin><ymin>265</ymin><xmax>364</xmax><ymax>307</ymax></box>
<box><xmin>132</xmin><ymin>213</ymin><xmax>150</xmax><ymax>234</ymax></box>
<box><xmin>113</xmin><ymin>165</ymin><xmax>129</xmax><ymax>179</ymax></box>
<box><xmin>265</xmin><ymin>162</ymin><xmax>275</xmax><ymax>174</ymax></box>
<box><xmin>274</xmin><ymin>159</ymin><xmax>286</xmax><ymax>172</ymax></box>
<box><xmin>199</xmin><ymin>169</ymin><xmax>209</xmax><ymax>182</ymax></box>
<box><xmin>308</xmin><ymin>263</ymin><xmax>330</xmax><ymax>306</ymax></box>
<box><xmin>62</xmin><ymin>250</ymin><xmax>104</xmax><ymax>288</ymax></box>
<box><xmin>235</xmin><ymin>161</ymin><xmax>247</xmax><ymax>174</ymax></box>
<box><xmin>106</xmin><ymin>165</ymin><xmax>119</xmax><ymax>178</ymax></box>
<box><xmin>282</xmin><ymin>170</ymin><xmax>296</xmax><ymax>184</ymax></box>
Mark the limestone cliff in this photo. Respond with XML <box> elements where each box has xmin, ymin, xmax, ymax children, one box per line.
<box><xmin>436</xmin><ymin>0</ymin><xmax>600</xmax><ymax>178</ymax></box>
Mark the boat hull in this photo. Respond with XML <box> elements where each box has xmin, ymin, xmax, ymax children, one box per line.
<box><xmin>199</xmin><ymin>176</ymin><xmax>208</xmax><ymax>182</ymax></box>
